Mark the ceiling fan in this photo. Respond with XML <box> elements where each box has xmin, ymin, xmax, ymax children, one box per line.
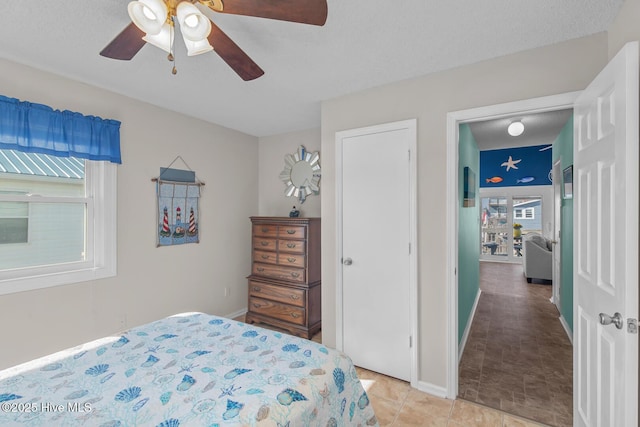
<box><xmin>99</xmin><ymin>0</ymin><xmax>328</xmax><ymax>81</ymax></box>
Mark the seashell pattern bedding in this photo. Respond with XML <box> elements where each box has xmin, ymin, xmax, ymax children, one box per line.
<box><xmin>0</xmin><ymin>313</ymin><xmax>377</xmax><ymax>426</ymax></box>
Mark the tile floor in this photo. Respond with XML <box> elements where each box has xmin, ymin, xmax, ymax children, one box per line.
<box><xmin>237</xmin><ymin>313</ymin><xmax>554</xmax><ymax>426</ymax></box>
<box><xmin>458</xmin><ymin>262</ymin><xmax>573</xmax><ymax>427</ymax></box>
<box><xmin>356</xmin><ymin>366</ymin><xmax>549</xmax><ymax>426</ymax></box>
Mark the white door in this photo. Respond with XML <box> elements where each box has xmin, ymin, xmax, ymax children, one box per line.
<box><xmin>337</xmin><ymin>120</ymin><xmax>416</xmax><ymax>382</ymax></box>
<box><xmin>573</xmin><ymin>42</ymin><xmax>639</xmax><ymax>426</ymax></box>
<box><xmin>552</xmin><ymin>159</ymin><xmax>562</xmax><ymax>310</ymax></box>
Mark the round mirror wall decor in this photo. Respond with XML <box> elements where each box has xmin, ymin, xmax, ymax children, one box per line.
<box><xmin>279</xmin><ymin>145</ymin><xmax>321</xmax><ymax>204</ymax></box>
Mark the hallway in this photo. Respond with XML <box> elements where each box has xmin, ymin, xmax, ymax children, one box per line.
<box><xmin>458</xmin><ymin>262</ymin><xmax>573</xmax><ymax>427</ymax></box>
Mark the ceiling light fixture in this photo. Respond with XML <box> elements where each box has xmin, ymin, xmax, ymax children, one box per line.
<box><xmin>127</xmin><ymin>0</ymin><xmax>215</xmax><ymax>74</ymax></box>
<box><xmin>508</xmin><ymin>120</ymin><xmax>525</xmax><ymax>136</ymax></box>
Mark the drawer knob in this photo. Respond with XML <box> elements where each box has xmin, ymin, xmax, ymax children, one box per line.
<box><xmin>252</xmin><ymin>286</ymin><xmax>261</xmax><ymax>292</ymax></box>
<box><xmin>260</xmin><ymin>241</ymin><xmax>269</xmax><ymax>246</ymax></box>
<box><xmin>290</xmin><ymin>294</ymin><xmax>300</xmax><ymax>300</ymax></box>
<box><xmin>291</xmin><ymin>272</ymin><xmax>300</xmax><ymax>278</ymax></box>
<box><xmin>286</xmin><ymin>257</ymin><xmax>297</xmax><ymax>263</ymax></box>
<box><xmin>262</xmin><ymin>227</ymin><xmax>269</xmax><ymax>232</ymax></box>
<box><xmin>286</xmin><ymin>243</ymin><xmax>296</xmax><ymax>248</ymax></box>
<box><xmin>290</xmin><ymin>312</ymin><xmax>300</xmax><ymax>318</ymax></box>
<box><xmin>257</xmin><ymin>267</ymin><xmax>265</xmax><ymax>272</ymax></box>
<box><xmin>253</xmin><ymin>303</ymin><xmax>262</xmax><ymax>308</ymax></box>
<box><xmin>261</xmin><ymin>255</ymin><xmax>270</xmax><ymax>260</ymax></box>
<box><xmin>286</xmin><ymin>229</ymin><xmax>296</xmax><ymax>234</ymax></box>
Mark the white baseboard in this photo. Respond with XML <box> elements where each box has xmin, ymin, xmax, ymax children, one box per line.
<box><xmin>559</xmin><ymin>315</ymin><xmax>573</xmax><ymax>344</ymax></box>
<box><xmin>416</xmin><ymin>380</ymin><xmax>448</xmax><ymax>399</ymax></box>
<box><xmin>458</xmin><ymin>289</ymin><xmax>482</xmax><ymax>362</ymax></box>
<box><xmin>224</xmin><ymin>308</ymin><xmax>247</xmax><ymax>320</ymax></box>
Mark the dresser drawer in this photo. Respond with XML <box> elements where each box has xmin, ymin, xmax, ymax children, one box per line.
<box><xmin>253</xmin><ymin>250</ymin><xmax>277</xmax><ymax>265</ymax></box>
<box><xmin>278</xmin><ymin>226</ymin><xmax>306</xmax><ymax>239</ymax></box>
<box><xmin>278</xmin><ymin>253</ymin><xmax>305</xmax><ymax>268</ymax></box>
<box><xmin>249</xmin><ymin>280</ymin><xmax>305</xmax><ymax>307</ymax></box>
<box><xmin>252</xmin><ymin>263</ymin><xmax>305</xmax><ymax>283</ymax></box>
<box><xmin>249</xmin><ymin>297</ymin><xmax>305</xmax><ymax>326</ymax></box>
<box><xmin>253</xmin><ymin>224</ymin><xmax>278</xmax><ymax>238</ymax></box>
<box><xmin>253</xmin><ymin>237</ymin><xmax>277</xmax><ymax>251</ymax></box>
<box><xmin>277</xmin><ymin>239</ymin><xmax>305</xmax><ymax>254</ymax></box>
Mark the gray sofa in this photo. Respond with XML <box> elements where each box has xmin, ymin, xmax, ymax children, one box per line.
<box><xmin>522</xmin><ymin>233</ymin><xmax>553</xmax><ymax>283</ymax></box>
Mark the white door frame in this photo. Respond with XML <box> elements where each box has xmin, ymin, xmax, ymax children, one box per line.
<box><xmin>552</xmin><ymin>159</ymin><xmax>563</xmax><ymax>312</ymax></box>
<box><xmin>335</xmin><ymin>119</ymin><xmax>418</xmax><ymax>388</ymax></box>
<box><xmin>445</xmin><ymin>92</ymin><xmax>580</xmax><ymax>398</ymax></box>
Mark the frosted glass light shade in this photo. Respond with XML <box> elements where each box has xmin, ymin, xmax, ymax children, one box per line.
<box><xmin>142</xmin><ymin>23</ymin><xmax>172</xmax><ymax>53</ymax></box>
<box><xmin>508</xmin><ymin>121</ymin><xmax>524</xmax><ymax>136</ymax></box>
<box><xmin>183</xmin><ymin>37</ymin><xmax>214</xmax><ymax>56</ymax></box>
<box><xmin>128</xmin><ymin>0</ymin><xmax>167</xmax><ymax>35</ymax></box>
<box><xmin>176</xmin><ymin>2</ymin><xmax>211</xmax><ymax>41</ymax></box>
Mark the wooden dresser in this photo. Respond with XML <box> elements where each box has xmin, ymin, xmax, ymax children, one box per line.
<box><xmin>246</xmin><ymin>217</ymin><xmax>321</xmax><ymax>339</ymax></box>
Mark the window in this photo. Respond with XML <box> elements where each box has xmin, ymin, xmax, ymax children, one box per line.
<box><xmin>514</xmin><ymin>207</ymin><xmax>535</xmax><ymax>220</ymax></box>
<box><xmin>0</xmin><ymin>197</ymin><xmax>28</xmax><ymax>244</ymax></box>
<box><xmin>0</xmin><ymin>150</ymin><xmax>116</xmax><ymax>295</ymax></box>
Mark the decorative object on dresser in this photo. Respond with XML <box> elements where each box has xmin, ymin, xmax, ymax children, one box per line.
<box><xmin>246</xmin><ymin>216</ymin><xmax>321</xmax><ymax>339</ymax></box>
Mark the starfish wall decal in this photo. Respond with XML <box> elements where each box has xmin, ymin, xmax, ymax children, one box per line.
<box><xmin>501</xmin><ymin>156</ymin><xmax>522</xmax><ymax>172</ymax></box>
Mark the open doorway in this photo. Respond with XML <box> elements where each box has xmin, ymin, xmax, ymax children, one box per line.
<box><xmin>449</xmin><ymin>43</ymin><xmax>640</xmax><ymax>427</ymax></box>
<box><xmin>451</xmin><ymin>98</ymin><xmax>574</xmax><ymax>426</ymax></box>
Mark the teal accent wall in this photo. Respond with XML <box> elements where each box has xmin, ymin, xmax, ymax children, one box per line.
<box><xmin>458</xmin><ymin>124</ymin><xmax>480</xmax><ymax>343</ymax></box>
<box><xmin>552</xmin><ymin>116</ymin><xmax>574</xmax><ymax>332</ymax></box>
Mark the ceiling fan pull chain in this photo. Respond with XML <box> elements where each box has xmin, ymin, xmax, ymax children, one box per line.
<box><xmin>169</xmin><ymin>16</ymin><xmax>177</xmax><ymax>75</ymax></box>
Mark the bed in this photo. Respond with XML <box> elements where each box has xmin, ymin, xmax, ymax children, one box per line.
<box><xmin>0</xmin><ymin>313</ymin><xmax>378</xmax><ymax>426</ymax></box>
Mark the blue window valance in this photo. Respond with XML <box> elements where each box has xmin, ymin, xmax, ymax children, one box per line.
<box><xmin>0</xmin><ymin>95</ymin><xmax>121</xmax><ymax>164</ymax></box>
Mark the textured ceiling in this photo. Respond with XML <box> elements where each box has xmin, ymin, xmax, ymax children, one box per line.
<box><xmin>0</xmin><ymin>0</ymin><xmax>623</xmax><ymax>137</ymax></box>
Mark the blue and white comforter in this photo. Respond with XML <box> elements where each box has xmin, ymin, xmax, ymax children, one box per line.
<box><xmin>0</xmin><ymin>313</ymin><xmax>378</xmax><ymax>426</ymax></box>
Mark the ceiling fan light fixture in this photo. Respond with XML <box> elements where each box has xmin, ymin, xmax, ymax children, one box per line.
<box><xmin>128</xmin><ymin>0</ymin><xmax>167</xmax><ymax>35</ymax></box>
<box><xmin>176</xmin><ymin>2</ymin><xmax>212</xmax><ymax>41</ymax></box>
<box><xmin>183</xmin><ymin>37</ymin><xmax>214</xmax><ymax>56</ymax></box>
<box><xmin>142</xmin><ymin>22</ymin><xmax>172</xmax><ymax>53</ymax></box>
<box><xmin>508</xmin><ymin>120</ymin><xmax>525</xmax><ymax>136</ymax></box>
<box><xmin>184</xmin><ymin>15</ymin><xmax>199</xmax><ymax>28</ymax></box>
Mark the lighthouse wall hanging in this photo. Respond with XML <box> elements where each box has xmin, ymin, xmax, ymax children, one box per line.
<box><xmin>153</xmin><ymin>158</ymin><xmax>204</xmax><ymax>247</ymax></box>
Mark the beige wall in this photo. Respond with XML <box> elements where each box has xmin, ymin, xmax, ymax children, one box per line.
<box><xmin>258</xmin><ymin>128</ymin><xmax>321</xmax><ymax>218</ymax></box>
<box><xmin>608</xmin><ymin>0</ymin><xmax>640</xmax><ymax>58</ymax></box>
<box><xmin>0</xmin><ymin>59</ymin><xmax>259</xmax><ymax>370</ymax></box>
<box><xmin>320</xmin><ymin>33</ymin><xmax>609</xmax><ymax>389</ymax></box>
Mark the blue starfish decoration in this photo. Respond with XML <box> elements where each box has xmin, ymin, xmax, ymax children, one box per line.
<box><xmin>178</xmin><ymin>363</ymin><xmax>199</xmax><ymax>373</ymax></box>
<box><xmin>219</xmin><ymin>384</ymin><xmax>241</xmax><ymax>398</ymax></box>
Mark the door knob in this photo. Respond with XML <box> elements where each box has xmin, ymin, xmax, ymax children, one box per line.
<box><xmin>599</xmin><ymin>312</ymin><xmax>623</xmax><ymax>329</ymax></box>
<box><xmin>343</xmin><ymin>257</ymin><xmax>353</xmax><ymax>266</ymax></box>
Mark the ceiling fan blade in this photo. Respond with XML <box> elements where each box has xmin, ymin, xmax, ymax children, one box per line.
<box><xmin>100</xmin><ymin>23</ymin><xmax>146</xmax><ymax>60</ymax></box>
<box><xmin>205</xmin><ymin>0</ymin><xmax>328</xmax><ymax>26</ymax></box>
<box><xmin>208</xmin><ymin>20</ymin><xmax>264</xmax><ymax>81</ymax></box>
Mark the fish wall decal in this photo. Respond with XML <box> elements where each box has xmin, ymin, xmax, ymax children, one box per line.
<box><xmin>516</xmin><ymin>176</ymin><xmax>535</xmax><ymax>183</ymax></box>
